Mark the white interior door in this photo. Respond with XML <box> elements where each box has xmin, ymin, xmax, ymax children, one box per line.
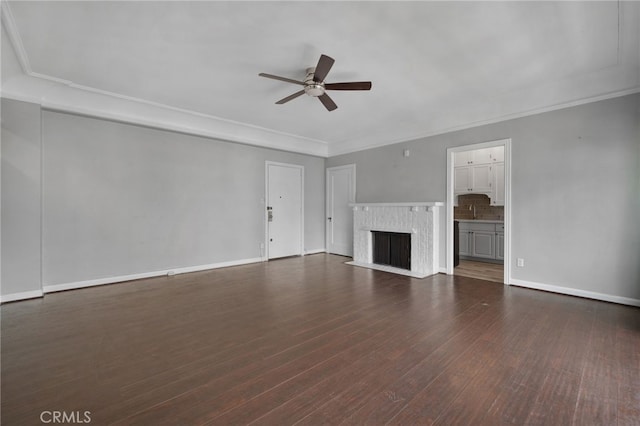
<box><xmin>326</xmin><ymin>164</ymin><xmax>355</xmax><ymax>257</ymax></box>
<box><xmin>266</xmin><ymin>162</ymin><xmax>303</xmax><ymax>259</ymax></box>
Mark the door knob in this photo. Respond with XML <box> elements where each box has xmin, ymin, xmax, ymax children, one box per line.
<box><xmin>328</xmin><ymin>217</ymin><xmax>332</xmax><ymax>222</ymax></box>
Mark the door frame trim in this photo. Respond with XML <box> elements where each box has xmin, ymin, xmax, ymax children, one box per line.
<box><xmin>325</xmin><ymin>164</ymin><xmax>356</xmax><ymax>255</ymax></box>
<box><xmin>446</xmin><ymin>139</ymin><xmax>512</xmax><ymax>285</ymax></box>
<box><xmin>265</xmin><ymin>161</ymin><xmax>304</xmax><ymax>260</ymax></box>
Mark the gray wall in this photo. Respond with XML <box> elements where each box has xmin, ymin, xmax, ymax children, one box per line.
<box><xmin>40</xmin><ymin>111</ymin><xmax>325</xmax><ymax>286</ymax></box>
<box><xmin>1</xmin><ymin>102</ymin><xmax>325</xmax><ymax>296</ymax></box>
<box><xmin>3</xmin><ymin>94</ymin><xmax>638</xmax><ymax>302</ymax></box>
<box><xmin>328</xmin><ymin>94</ymin><xmax>640</xmax><ymax>301</ymax></box>
<box><xmin>1</xmin><ymin>99</ymin><xmax>42</xmax><ymax>298</ymax></box>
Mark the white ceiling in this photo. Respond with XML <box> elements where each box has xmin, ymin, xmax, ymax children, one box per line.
<box><xmin>2</xmin><ymin>1</ymin><xmax>639</xmax><ymax>156</ymax></box>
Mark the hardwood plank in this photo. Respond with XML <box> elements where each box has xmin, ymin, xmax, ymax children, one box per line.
<box><xmin>1</xmin><ymin>254</ymin><xmax>638</xmax><ymax>425</ymax></box>
<box><xmin>455</xmin><ymin>259</ymin><xmax>503</xmax><ymax>283</ymax></box>
<box><xmin>385</xmin><ymin>289</ymin><xmax>548</xmax><ymax>425</ymax></box>
<box><xmin>571</xmin><ymin>302</ymin><xmax>619</xmax><ymax>425</ymax></box>
<box><xmin>348</xmin><ymin>287</ymin><xmax>542</xmax><ymax>424</ymax></box>
<box><xmin>250</xmin><ymin>298</ymin><xmax>497</xmax><ymax>425</ymax></box>
<box><xmin>616</xmin><ymin>304</ymin><xmax>640</xmax><ymax>425</ymax></box>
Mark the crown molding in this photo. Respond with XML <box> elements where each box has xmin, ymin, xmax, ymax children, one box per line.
<box><xmin>327</xmin><ymin>87</ymin><xmax>640</xmax><ymax>157</ymax></box>
<box><xmin>3</xmin><ymin>1</ymin><xmax>638</xmax><ymax>159</ymax></box>
<box><xmin>1</xmin><ymin>1</ymin><xmax>31</xmax><ymax>73</ymax></box>
<box><xmin>1</xmin><ymin>1</ymin><xmax>330</xmax><ymax>157</ymax></box>
<box><xmin>2</xmin><ymin>73</ymin><xmax>330</xmax><ymax>157</ymax></box>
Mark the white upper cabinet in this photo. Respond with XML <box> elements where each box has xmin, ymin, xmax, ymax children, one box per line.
<box><xmin>454</xmin><ymin>164</ymin><xmax>492</xmax><ymax>193</ymax></box>
<box><xmin>455</xmin><ymin>148</ymin><xmax>493</xmax><ymax>166</ymax></box>
<box><xmin>491</xmin><ymin>162</ymin><xmax>505</xmax><ymax>206</ymax></box>
<box><xmin>454</xmin><ymin>151</ymin><xmax>472</xmax><ymax>167</ymax></box>
<box><xmin>454</xmin><ymin>146</ymin><xmax>505</xmax><ymax>204</ymax></box>
<box><xmin>472</xmin><ymin>148</ymin><xmax>493</xmax><ymax>164</ymax></box>
<box><xmin>490</xmin><ymin>146</ymin><xmax>504</xmax><ymax>162</ymax></box>
<box><xmin>454</xmin><ymin>167</ymin><xmax>472</xmax><ymax>192</ymax></box>
<box><xmin>471</xmin><ymin>164</ymin><xmax>492</xmax><ymax>192</ymax></box>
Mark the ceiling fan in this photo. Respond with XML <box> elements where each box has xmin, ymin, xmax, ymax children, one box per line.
<box><xmin>258</xmin><ymin>54</ymin><xmax>372</xmax><ymax>111</ymax></box>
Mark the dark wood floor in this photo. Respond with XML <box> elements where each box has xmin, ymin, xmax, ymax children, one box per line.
<box><xmin>2</xmin><ymin>254</ymin><xmax>639</xmax><ymax>425</ymax></box>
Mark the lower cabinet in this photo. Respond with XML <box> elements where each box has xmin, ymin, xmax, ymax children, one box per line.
<box><xmin>471</xmin><ymin>231</ymin><xmax>495</xmax><ymax>259</ymax></box>
<box><xmin>459</xmin><ymin>230</ymin><xmax>472</xmax><ymax>256</ymax></box>
<box><xmin>496</xmin><ymin>232</ymin><xmax>504</xmax><ymax>260</ymax></box>
<box><xmin>458</xmin><ymin>221</ymin><xmax>503</xmax><ymax>263</ymax></box>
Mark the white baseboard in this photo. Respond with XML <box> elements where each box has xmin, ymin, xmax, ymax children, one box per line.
<box><xmin>509</xmin><ymin>278</ymin><xmax>640</xmax><ymax>308</ymax></box>
<box><xmin>0</xmin><ymin>289</ymin><xmax>44</xmax><ymax>303</ymax></box>
<box><xmin>438</xmin><ymin>267</ymin><xmax>448</xmax><ymax>274</ymax></box>
<box><xmin>43</xmin><ymin>257</ymin><xmax>264</xmax><ymax>294</ymax></box>
<box><xmin>304</xmin><ymin>248</ymin><xmax>326</xmax><ymax>255</ymax></box>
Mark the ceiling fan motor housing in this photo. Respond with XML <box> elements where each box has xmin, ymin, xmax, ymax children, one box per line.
<box><xmin>304</xmin><ymin>67</ymin><xmax>325</xmax><ymax>97</ymax></box>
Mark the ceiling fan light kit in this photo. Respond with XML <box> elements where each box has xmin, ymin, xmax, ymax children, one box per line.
<box><xmin>259</xmin><ymin>54</ymin><xmax>372</xmax><ymax>111</ymax></box>
<box><xmin>303</xmin><ymin>68</ymin><xmax>325</xmax><ymax>97</ymax></box>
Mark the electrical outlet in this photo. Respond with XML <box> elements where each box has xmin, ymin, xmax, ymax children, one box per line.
<box><xmin>516</xmin><ymin>258</ymin><xmax>525</xmax><ymax>267</ymax></box>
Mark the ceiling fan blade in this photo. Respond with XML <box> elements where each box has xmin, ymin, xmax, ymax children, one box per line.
<box><xmin>313</xmin><ymin>54</ymin><xmax>335</xmax><ymax>83</ymax></box>
<box><xmin>259</xmin><ymin>73</ymin><xmax>304</xmax><ymax>86</ymax></box>
<box><xmin>275</xmin><ymin>90</ymin><xmax>305</xmax><ymax>104</ymax></box>
<box><xmin>325</xmin><ymin>81</ymin><xmax>372</xmax><ymax>91</ymax></box>
<box><xmin>318</xmin><ymin>93</ymin><xmax>338</xmax><ymax>111</ymax></box>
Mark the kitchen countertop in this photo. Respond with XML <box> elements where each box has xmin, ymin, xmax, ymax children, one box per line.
<box><xmin>455</xmin><ymin>219</ymin><xmax>504</xmax><ymax>223</ymax></box>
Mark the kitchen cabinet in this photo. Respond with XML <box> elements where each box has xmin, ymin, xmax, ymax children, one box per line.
<box><xmin>454</xmin><ymin>164</ymin><xmax>492</xmax><ymax>194</ymax></box>
<box><xmin>457</xmin><ymin>221</ymin><xmax>503</xmax><ymax>263</ymax></box>
<box><xmin>455</xmin><ymin>148</ymin><xmax>492</xmax><ymax>166</ymax></box>
<box><xmin>496</xmin><ymin>223</ymin><xmax>504</xmax><ymax>260</ymax></box>
<box><xmin>491</xmin><ymin>162</ymin><xmax>505</xmax><ymax>206</ymax></box>
<box><xmin>459</xmin><ymin>229</ymin><xmax>473</xmax><ymax>256</ymax></box>
<box><xmin>454</xmin><ymin>151</ymin><xmax>472</xmax><ymax>167</ymax></box>
<box><xmin>454</xmin><ymin>167</ymin><xmax>471</xmax><ymax>193</ymax></box>
<box><xmin>489</xmin><ymin>146</ymin><xmax>504</xmax><ymax>162</ymax></box>
<box><xmin>496</xmin><ymin>231</ymin><xmax>504</xmax><ymax>260</ymax></box>
<box><xmin>471</xmin><ymin>231</ymin><xmax>495</xmax><ymax>259</ymax></box>
<box><xmin>455</xmin><ymin>146</ymin><xmax>503</xmax><ymax>166</ymax></box>
<box><xmin>470</xmin><ymin>148</ymin><xmax>492</xmax><ymax>164</ymax></box>
<box><xmin>454</xmin><ymin>147</ymin><xmax>503</xmax><ymax>202</ymax></box>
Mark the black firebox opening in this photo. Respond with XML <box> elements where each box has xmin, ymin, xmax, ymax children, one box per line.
<box><xmin>372</xmin><ymin>231</ymin><xmax>411</xmax><ymax>270</ymax></box>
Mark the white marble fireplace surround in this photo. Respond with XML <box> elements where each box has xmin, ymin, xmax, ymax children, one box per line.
<box><xmin>347</xmin><ymin>202</ymin><xmax>443</xmax><ymax>278</ymax></box>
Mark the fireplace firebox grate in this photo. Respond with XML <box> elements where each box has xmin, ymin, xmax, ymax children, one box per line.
<box><xmin>372</xmin><ymin>231</ymin><xmax>411</xmax><ymax>270</ymax></box>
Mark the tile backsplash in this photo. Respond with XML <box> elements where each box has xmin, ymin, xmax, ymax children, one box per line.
<box><xmin>454</xmin><ymin>194</ymin><xmax>504</xmax><ymax>220</ymax></box>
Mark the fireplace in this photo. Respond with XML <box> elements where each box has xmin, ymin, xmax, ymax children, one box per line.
<box><xmin>372</xmin><ymin>231</ymin><xmax>411</xmax><ymax>270</ymax></box>
<box><xmin>347</xmin><ymin>202</ymin><xmax>443</xmax><ymax>278</ymax></box>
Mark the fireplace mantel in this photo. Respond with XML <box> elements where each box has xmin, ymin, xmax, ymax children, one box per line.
<box><xmin>349</xmin><ymin>202</ymin><xmax>444</xmax><ymax>208</ymax></box>
<box><xmin>347</xmin><ymin>202</ymin><xmax>443</xmax><ymax>278</ymax></box>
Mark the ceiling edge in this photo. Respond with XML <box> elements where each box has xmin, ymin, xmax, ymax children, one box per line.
<box><xmin>1</xmin><ymin>1</ymin><xmax>330</xmax><ymax>158</ymax></box>
<box><xmin>1</xmin><ymin>72</ymin><xmax>331</xmax><ymax>157</ymax></box>
<box><xmin>1</xmin><ymin>73</ymin><xmax>330</xmax><ymax>157</ymax></box>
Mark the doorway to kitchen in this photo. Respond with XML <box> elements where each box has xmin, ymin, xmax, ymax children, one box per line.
<box><xmin>446</xmin><ymin>139</ymin><xmax>511</xmax><ymax>284</ymax></box>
